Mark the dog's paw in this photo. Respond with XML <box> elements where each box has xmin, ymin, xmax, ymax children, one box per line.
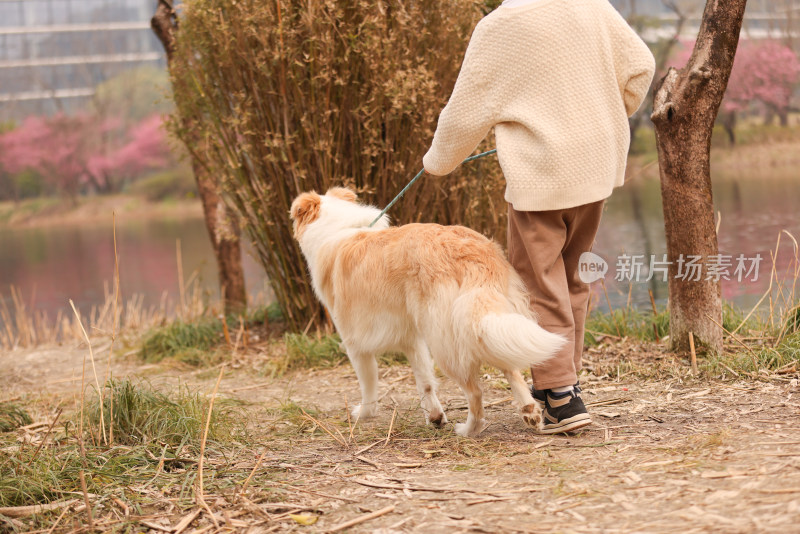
<box><xmin>454</xmin><ymin>418</ymin><xmax>487</xmax><ymax>437</ymax></box>
<box><xmin>427</xmin><ymin>410</ymin><xmax>448</xmax><ymax>428</ymax></box>
<box><xmin>351</xmin><ymin>403</ymin><xmax>377</xmax><ymax>420</ymax></box>
<box><xmin>521</xmin><ymin>403</ymin><xmax>542</xmax><ymax>429</ymax></box>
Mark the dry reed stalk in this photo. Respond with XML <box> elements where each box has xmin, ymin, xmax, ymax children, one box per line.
<box><xmin>785</xmin><ymin>230</ymin><xmax>799</xmax><ymax>307</ymax></box>
<box><xmin>11</xmin><ymin>285</ymin><xmax>32</xmax><ymax>346</ymax></box>
<box><xmin>648</xmin><ymin>289</ymin><xmax>660</xmax><ymax>340</ymax></box>
<box><xmin>732</xmin><ymin>231</ymin><xmax>785</xmax><ymax>335</ymax></box>
<box><xmin>688</xmin><ymin>332</ymin><xmax>697</xmax><ymax>375</ymax></box>
<box><xmin>704</xmin><ymin>312</ymin><xmax>760</xmax><ymax>369</ymax></box>
<box><xmin>176</xmin><ymin>239</ymin><xmax>186</xmax><ymax>319</ymax></box>
<box><xmin>45</xmin><ymin>504</ymin><xmax>71</xmax><ymax>534</ymax></box>
<box><xmin>237</xmin><ymin>452</ymin><xmax>266</xmax><ymax>497</ymax></box>
<box><xmin>70</xmin><ymin>299</ymin><xmax>106</xmax><ymax>445</ymax></box>
<box><xmin>774</xmin><ymin>231</ymin><xmax>800</xmax><ymax>346</ymax></box>
<box><xmin>300</xmin><ymin>408</ymin><xmax>347</xmax><ymax>448</ymax></box>
<box><xmin>600</xmin><ymin>279</ymin><xmax>622</xmax><ymax>337</ymax></box>
<box><xmin>771</xmin><ymin>231</ymin><xmax>798</xmax><ymax>318</ymax></box>
<box><xmin>172</xmin><ymin>508</ymin><xmax>202</xmax><ymax>534</ymax></box>
<box><xmin>221</xmin><ymin>319</ymin><xmax>231</xmax><ymax>347</ymax></box>
<box><xmin>239</xmin><ymin>316</ymin><xmax>247</xmax><ymax>350</ymax></box>
<box><xmin>776</xmin><ymin>304</ymin><xmax>800</xmax><ymax>347</ymax></box>
<box><xmin>345</xmin><ymin>395</ymin><xmax>354</xmax><ymax>442</ymax></box>
<box><xmin>78</xmin><ymin>469</ymin><xmax>94</xmax><ymax>529</ymax></box>
<box><xmin>769</xmin><ymin>235</ymin><xmax>782</xmax><ymax>328</ymax></box>
<box><xmin>73</xmin><ymin>301</ymin><xmax>93</xmax><ymax>529</ymax></box>
<box><xmin>28</xmin><ymin>408</ymin><xmax>62</xmax><ymax>465</ymax></box>
<box><xmin>107</xmin><ymin>212</ymin><xmax>121</xmax><ymax>444</ymax></box>
<box><xmin>625</xmin><ymin>281</ymin><xmax>633</xmax><ymax>311</ymax></box>
<box><xmin>196</xmin><ymin>366</ymin><xmax>224</xmax><ymax>528</ymax></box>
<box><xmin>384</xmin><ymin>406</ymin><xmax>398</xmax><ymax>447</ymax></box>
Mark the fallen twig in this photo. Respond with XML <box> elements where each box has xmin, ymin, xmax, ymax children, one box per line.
<box><xmin>0</xmin><ymin>499</ymin><xmax>79</xmax><ymax>518</ymax></box>
<box><xmin>352</xmin><ymin>478</ymin><xmax>486</xmax><ymax>495</ymax></box>
<box><xmin>173</xmin><ymin>508</ymin><xmax>202</xmax><ymax>534</ymax></box>
<box><xmin>326</xmin><ymin>505</ymin><xmax>395</xmax><ymax>533</ymax></box>
<box><xmin>585</xmin><ymin>397</ymin><xmax>632</xmax><ymax>407</ymax></box>
<box><xmin>384</xmin><ymin>406</ymin><xmax>397</xmax><ymax>447</ymax></box>
<box><xmin>300</xmin><ymin>408</ymin><xmax>348</xmax><ymax>447</ymax></box>
<box><xmin>28</xmin><ymin>408</ymin><xmax>62</xmax><ymax>465</ymax></box>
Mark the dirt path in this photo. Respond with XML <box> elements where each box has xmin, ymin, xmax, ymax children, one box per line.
<box><xmin>3</xmin><ymin>341</ymin><xmax>800</xmax><ymax>533</ymax></box>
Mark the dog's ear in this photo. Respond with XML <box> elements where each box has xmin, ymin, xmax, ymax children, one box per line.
<box><xmin>290</xmin><ymin>191</ymin><xmax>322</xmax><ymax>237</ymax></box>
<box><xmin>326</xmin><ymin>187</ymin><xmax>357</xmax><ymax>203</ymax></box>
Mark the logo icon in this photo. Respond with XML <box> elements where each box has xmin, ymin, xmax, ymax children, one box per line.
<box><xmin>578</xmin><ymin>252</ymin><xmax>608</xmax><ymax>284</ymax></box>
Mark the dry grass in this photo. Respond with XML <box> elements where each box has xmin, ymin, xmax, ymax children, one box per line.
<box><xmin>0</xmin><ymin>275</ymin><xmax>210</xmax><ymax>352</ymax></box>
<box><xmin>2</xmin><ymin>318</ymin><xmax>800</xmax><ymax>532</ymax></box>
<box><xmin>0</xmin><ymin>379</ymin><xmax>250</xmax><ymax>531</ymax></box>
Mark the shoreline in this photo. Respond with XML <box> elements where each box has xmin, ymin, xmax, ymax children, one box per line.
<box><xmin>0</xmin><ymin>194</ymin><xmax>204</xmax><ymax>229</ymax></box>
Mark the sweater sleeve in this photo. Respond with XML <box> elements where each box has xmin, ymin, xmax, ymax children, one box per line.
<box><xmin>622</xmin><ymin>30</ymin><xmax>656</xmax><ymax>116</ymax></box>
<box><xmin>423</xmin><ymin>22</ymin><xmax>497</xmax><ymax>176</ymax></box>
<box><xmin>604</xmin><ymin>2</ymin><xmax>656</xmax><ymax>117</ymax></box>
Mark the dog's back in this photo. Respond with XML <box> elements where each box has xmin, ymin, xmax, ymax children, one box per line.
<box><xmin>324</xmin><ymin>223</ymin><xmax>562</xmax><ymax>369</ymax></box>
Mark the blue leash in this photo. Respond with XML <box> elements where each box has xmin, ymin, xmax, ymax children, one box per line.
<box><xmin>368</xmin><ymin>148</ymin><xmax>497</xmax><ymax>228</ymax></box>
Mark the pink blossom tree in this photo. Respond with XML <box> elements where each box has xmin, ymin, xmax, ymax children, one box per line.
<box><xmin>0</xmin><ymin>113</ymin><xmax>173</xmax><ymax>200</ymax></box>
<box><xmin>88</xmin><ymin>114</ymin><xmax>173</xmax><ymax>192</ymax></box>
<box><xmin>669</xmin><ymin>39</ymin><xmax>800</xmax><ymax>143</ymax></box>
<box><xmin>0</xmin><ymin>114</ymin><xmax>99</xmax><ymax>201</ymax></box>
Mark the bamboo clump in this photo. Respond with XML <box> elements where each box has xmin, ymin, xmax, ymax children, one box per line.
<box><xmin>167</xmin><ymin>0</ymin><xmax>507</xmax><ymax>331</ymax></box>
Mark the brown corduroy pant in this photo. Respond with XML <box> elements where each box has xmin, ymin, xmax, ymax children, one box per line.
<box><xmin>507</xmin><ymin>200</ymin><xmax>605</xmax><ymax>390</ymax></box>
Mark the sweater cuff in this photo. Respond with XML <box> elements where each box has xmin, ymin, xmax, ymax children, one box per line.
<box><xmin>422</xmin><ymin>150</ymin><xmax>451</xmax><ymax>177</ymax></box>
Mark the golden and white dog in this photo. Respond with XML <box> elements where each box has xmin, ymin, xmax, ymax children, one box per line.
<box><xmin>290</xmin><ymin>187</ymin><xmax>565</xmax><ymax>436</ymax></box>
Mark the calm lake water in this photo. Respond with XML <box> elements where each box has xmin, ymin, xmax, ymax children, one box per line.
<box><xmin>0</xmin><ymin>215</ymin><xmax>270</xmax><ymax>323</ymax></box>
<box><xmin>1</xmin><ymin>170</ymin><xmax>799</xmax><ymax>329</ymax></box>
<box><xmin>595</xmin><ymin>170</ymin><xmax>800</xmax><ymax>312</ymax></box>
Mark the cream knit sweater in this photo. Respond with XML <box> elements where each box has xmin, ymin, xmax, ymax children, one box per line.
<box><xmin>423</xmin><ymin>0</ymin><xmax>655</xmax><ymax>211</ymax></box>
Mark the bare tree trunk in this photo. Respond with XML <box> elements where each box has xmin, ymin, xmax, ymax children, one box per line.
<box><xmin>151</xmin><ymin>0</ymin><xmax>247</xmax><ymax>315</ymax></box>
<box><xmin>720</xmin><ymin>110</ymin><xmax>737</xmax><ymax>145</ymax></box>
<box><xmin>651</xmin><ymin>0</ymin><xmax>747</xmax><ymax>354</ymax></box>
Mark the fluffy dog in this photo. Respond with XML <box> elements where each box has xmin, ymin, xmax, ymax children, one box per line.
<box><xmin>290</xmin><ymin>187</ymin><xmax>565</xmax><ymax>436</ymax></box>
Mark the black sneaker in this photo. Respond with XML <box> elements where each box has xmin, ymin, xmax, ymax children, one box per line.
<box><xmin>539</xmin><ymin>387</ymin><xmax>591</xmax><ymax>434</ymax></box>
<box><xmin>532</xmin><ymin>382</ymin><xmax>581</xmax><ymax>406</ymax></box>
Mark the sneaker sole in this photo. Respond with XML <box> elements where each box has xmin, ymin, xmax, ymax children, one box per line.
<box><xmin>539</xmin><ymin>413</ymin><xmax>592</xmax><ymax>434</ymax></box>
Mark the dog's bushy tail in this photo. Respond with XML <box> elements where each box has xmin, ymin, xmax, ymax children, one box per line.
<box><xmin>452</xmin><ymin>289</ymin><xmax>565</xmax><ymax>370</ymax></box>
<box><xmin>477</xmin><ymin>312</ymin><xmax>565</xmax><ymax>370</ymax></box>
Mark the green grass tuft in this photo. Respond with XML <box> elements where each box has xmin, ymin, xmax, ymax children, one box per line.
<box><xmin>0</xmin><ymin>380</ymin><xmax>248</xmax><ymax>509</ymax></box>
<box><xmin>86</xmin><ymin>378</ymin><xmax>242</xmax><ymax>447</ymax></box>
<box><xmin>264</xmin><ymin>333</ymin><xmax>408</xmax><ymax>377</ymax></box>
<box><xmin>706</xmin><ymin>331</ymin><xmax>800</xmax><ymax>375</ymax></box>
<box><xmin>0</xmin><ymin>402</ymin><xmax>32</xmax><ymax>432</ymax></box>
<box><xmin>248</xmin><ymin>302</ymin><xmax>284</xmax><ymax>324</ymax></box>
<box><xmin>782</xmin><ymin>305</ymin><xmax>800</xmax><ymax>337</ymax></box>
<box><xmin>268</xmin><ymin>333</ymin><xmax>347</xmax><ymax>376</ymax></box>
<box><xmin>140</xmin><ymin>319</ymin><xmax>223</xmax><ymax>364</ymax></box>
<box><xmin>585</xmin><ymin>308</ymin><xmax>669</xmax><ymax>345</ymax></box>
<box><xmin>585</xmin><ymin>302</ymin><xmax>753</xmax><ymax>345</ymax></box>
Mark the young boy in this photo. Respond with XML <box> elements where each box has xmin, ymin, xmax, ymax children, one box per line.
<box><xmin>423</xmin><ymin>0</ymin><xmax>655</xmax><ymax>433</ymax></box>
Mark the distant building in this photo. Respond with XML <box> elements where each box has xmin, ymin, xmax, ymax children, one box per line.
<box><xmin>0</xmin><ymin>0</ymin><xmax>165</xmax><ymax>121</ymax></box>
<box><xmin>611</xmin><ymin>0</ymin><xmax>800</xmax><ymax>45</ymax></box>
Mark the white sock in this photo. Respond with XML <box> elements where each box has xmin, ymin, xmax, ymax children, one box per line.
<box><xmin>551</xmin><ymin>385</ymin><xmax>574</xmax><ymax>394</ymax></box>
